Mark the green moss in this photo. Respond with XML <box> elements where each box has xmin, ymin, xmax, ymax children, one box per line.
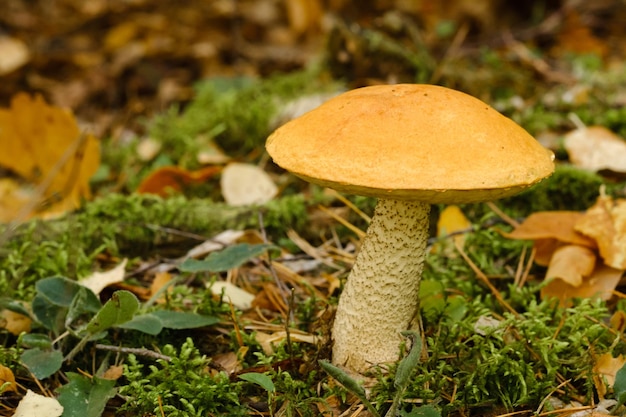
<box><xmin>0</xmin><ymin>193</ymin><xmax>314</xmax><ymax>300</ymax></box>
<box><xmin>505</xmin><ymin>164</ymin><xmax>606</xmax><ymax>213</ymax></box>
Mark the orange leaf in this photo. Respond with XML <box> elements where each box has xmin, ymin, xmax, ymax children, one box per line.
<box><xmin>1</xmin><ymin>309</ymin><xmax>32</xmax><ymax>336</ymax></box>
<box><xmin>136</xmin><ymin>165</ymin><xmax>220</xmax><ymax>196</ymax></box>
<box><xmin>503</xmin><ymin>211</ymin><xmax>596</xmax><ymax>248</ymax></box>
<box><xmin>541</xmin><ymin>264</ymin><xmax>623</xmax><ymax>306</ymax></box>
<box><xmin>0</xmin><ymin>93</ymin><xmax>100</xmax><ymax>219</ymax></box>
<box><xmin>576</xmin><ymin>194</ymin><xmax>626</xmax><ymax>269</ymax></box>
<box><xmin>0</xmin><ymin>364</ymin><xmax>17</xmax><ymax>393</ymax></box>
<box><xmin>545</xmin><ymin>245</ymin><xmax>596</xmax><ymax>287</ymax></box>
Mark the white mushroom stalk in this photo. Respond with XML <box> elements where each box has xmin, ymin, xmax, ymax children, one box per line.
<box><xmin>265</xmin><ymin>83</ymin><xmax>555</xmax><ymax>374</ymax></box>
<box><xmin>331</xmin><ymin>199</ymin><xmax>430</xmax><ymax>371</ymax></box>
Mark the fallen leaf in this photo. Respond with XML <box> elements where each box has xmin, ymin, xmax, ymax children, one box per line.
<box><xmin>575</xmin><ymin>194</ymin><xmax>626</xmax><ymax>269</ymax></box>
<box><xmin>502</xmin><ymin>211</ymin><xmax>596</xmax><ymax>248</ymax></box>
<box><xmin>0</xmin><ymin>364</ymin><xmax>17</xmax><ymax>393</ymax></box>
<box><xmin>545</xmin><ymin>245</ymin><xmax>596</xmax><ymax>287</ymax></box>
<box><xmin>435</xmin><ymin>205</ymin><xmax>471</xmax><ymax>251</ymax></box>
<box><xmin>0</xmin><ymin>36</ymin><xmax>30</xmax><ymax>75</ymax></box>
<box><xmin>79</xmin><ymin>259</ymin><xmax>128</xmax><ymax>295</ymax></box>
<box><xmin>220</xmin><ymin>162</ymin><xmax>278</xmax><ymax>206</ymax></box>
<box><xmin>150</xmin><ymin>271</ymin><xmax>173</xmax><ymax>302</ymax></box>
<box><xmin>136</xmin><ymin>165</ymin><xmax>221</xmax><ymax>196</ymax></box>
<box><xmin>594</xmin><ymin>353</ymin><xmax>626</xmax><ymax>399</ymax></box>
<box><xmin>195</xmin><ymin>136</ymin><xmax>231</xmax><ymax>165</ymax></box>
<box><xmin>0</xmin><ymin>93</ymin><xmax>100</xmax><ymax>219</ymax></box>
<box><xmin>136</xmin><ymin>137</ymin><xmax>162</xmax><ymax>161</ymax></box>
<box><xmin>533</xmin><ymin>239</ymin><xmax>561</xmax><ymax>267</ymax></box>
<box><xmin>1</xmin><ymin>308</ymin><xmax>32</xmax><ymax>335</ymax></box>
<box><xmin>102</xmin><ymin>365</ymin><xmax>124</xmax><ymax>380</ymax></box>
<box><xmin>13</xmin><ymin>390</ymin><xmax>64</xmax><ymax>417</ymax></box>
<box><xmin>564</xmin><ymin>126</ymin><xmax>626</xmax><ymax>174</ymax></box>
<box><xmin>255</xmin><ymin>330</ymin><xmax>317</xmax><ymax>355</ymax></box>
<box><xmin>210</xmin><ymin>281</ymin><xmax>255</xmax><ymax>311</ymax></box>
<box><xmin>541</xmin><ymin>264</ymin><xmax>623</xmax><ymax>305</ymax></box>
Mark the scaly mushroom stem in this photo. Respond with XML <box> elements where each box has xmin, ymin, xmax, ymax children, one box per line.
<box><xmin>332</xmin><ymin>199</ymin><xmax>430</xmax><ymax>373</ymax></box>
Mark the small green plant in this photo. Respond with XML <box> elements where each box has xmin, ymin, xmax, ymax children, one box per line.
<box><xmin>120</xmin><ymin>338</ymin><xmax>247</xmax><ymax>416</ymax></box>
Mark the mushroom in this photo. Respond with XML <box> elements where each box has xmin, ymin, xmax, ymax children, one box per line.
<box><xmin>265</xmin><ymin>84</ymin><xmax>555</xmax><ymax>373</ymax></box>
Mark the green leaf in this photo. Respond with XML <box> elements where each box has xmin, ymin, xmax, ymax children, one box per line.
<box><xmin>118</xmin><ymin>313</ymin><xmax>164</xmax><ymax>335</ymax></box>
<box><xmin>614</xmin><ymin>362</ymin><xmax>626</xmax><ymax>407</ymax></box>
<box><xmin>239</xmin><ymin>372</ymin><xmax>275</xmax><ymax>393</ymax></box>
<box><xmin>400</xmin><ymin>405</ymin><xmax>442</xmax><ymax>417</ymax></box>
<box><xmin>19</xmin><ymin>334</ymin><xmax>53</xmax><ymax>350</ymax></box>
<box><xmin>319</xmin><ymin>360</ymin><xmax>380</xmax><ymax>417</ymax></box>
<box><xmin>32</xmin><ymin>277</ymin><xmax>101</xmax><ymax>333</ymax></box>
<box><xmin>85</xmin><ymin>291</ymin><xmax>139</xmax><ymax>334</ymax></box>
<box><xmin>21</xmin><ymin>348</ymin><xmax>63</xmax><ymax>379</ymax></box>
<box><xmin>151</xmin><ymin>310</ymin><xmax>220</xmax><ymax>329</ymax></box>
<box><xmin>57</xmin><ymin>372</ymin><xmax>117</xmax><ymax>417</ymax></box>
<box><xmin>395</xmin><ymin>331</ymin><xmax>422</xmax><ymax>390</ymax></box>
<box><xmin>36</xmin><ymin>276</ymin><xmax>85</xmax><ymax>307</ymax></box>
<box><xmin>180</xmin><ymin>243</ymin><xmax>278</xmax><ymax>273</ymax></box>
<box><xmin>31</xmin><ymin>295</ymin><xmax>66</xmax><ymax>333</ymax></box>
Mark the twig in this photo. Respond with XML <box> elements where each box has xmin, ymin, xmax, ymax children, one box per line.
<box><xmin>94</xmin><ymin>344</ymin><xmax>171</xmax><ymax>361</ymax></box>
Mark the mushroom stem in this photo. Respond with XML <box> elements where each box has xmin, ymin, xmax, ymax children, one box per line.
<box><xmin>332</xmin><ymin>199</ymin><xmax>430</xmax><ymax>373</ymax></box>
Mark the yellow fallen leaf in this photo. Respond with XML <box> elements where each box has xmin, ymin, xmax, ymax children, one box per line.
<box><xmin>576</xmin><ymin>194</ymin><xmax>626</xmax><ymax>269</ymax></box>
<box><xmin>150</xmin><ymin>271</ymin><xmax>174</xmax><ymax>303</ymax></box>
<box><xmin>1</xmin><ymin>308</ymin><xmax>32</xmax><ymax>335</ymax></box>
<box><xmin>593</xmin><ymin>353</ymin><xmax>626</xmax><ymax>399</ymax></box>
<box><xmin>0</xmin><ymin>364</ymin><xmax>17</xmax><ymax>393</ymax></box>
<box><xmin>432</xmin><ymin>205</ymin><xmax>471</xmax><ymax>254</ymax></box>
<box><xmin>0</xmin><ymin>93</ymin><xmax>100</xmax><ymax>219</ymax></box>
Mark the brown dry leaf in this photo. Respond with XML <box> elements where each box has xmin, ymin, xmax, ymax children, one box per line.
<box><xmin>502</xmin><ymin>211</ymin><xmax>596</xmax><ymax>248</ymax></box>
<box><xmin>136</xmin><ymin>165</ymin><xmax>221</xmax><ymax>196</ymax></box>
<box><xmin>545</xmin><ymin>245</ymin><xmax>596</xmax><ymax>287</ymax></box>
<box><xmin>0</xmin><ymin>364</ymin><xmax>17</xmax><ymax>393</ymax></box>
<box><xmin>553</xmin><ymin>11</ymin><xmax>608</xmax><ymax>57</ymax></box>
<box><xmin>575</xmin><ymin>194</ymin><xmax>626</xmax><ymax>269</ymax></box>
<box><xmin>593</xmin><ymin>353</ymin><xmax>626</xmax><ymax>399</ymax></box>
<box><xmin>0</xmin><ymin>93</ymin><xmax>100</xmax><ymax>220</ymax></box>
<box><xmin>564</xmin><ymin>126</ymin><xmax>626</xmax><ymax>174</ymax></box>
<box><xmin>435</xmin><ymin>205</ymin><xmax>471</xmax><ymax>252</ymax></box>
<box><xmin>220</xmin><ymin>162</ymin><xmax>278</xmax><ymax>206</ymax></box>
<box><xmin>211</xmin><ymin>351</ymin><xmax>243</xmax><ymax>375</ymax></box>
<box><xmin>102</xmin><ymin>365</ymin><xmax>124</xmax><ymax>380</ymax></box>
<box><xmin>610</xmin><ymin>310</ymin><xmax>626</xmax><ymax>333</ymax></box>
<box><xmin>541</xmin><ymin>264</ymin><xmax>623</xmax><ymax>305</ymax></box>
<box><xmin>533</xmin><ymin>239</ymin><xmax>561</xmax><ymax>267</ymax></box>
<box><xmin>1</xmin><ymin>309</ymin><xmax>32</xmax><ymax>335</ymax></box>
<box><xmin>255</xmin><ymin>330</ymin><xmax>318</xmax><ymax>355</ymax></box>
